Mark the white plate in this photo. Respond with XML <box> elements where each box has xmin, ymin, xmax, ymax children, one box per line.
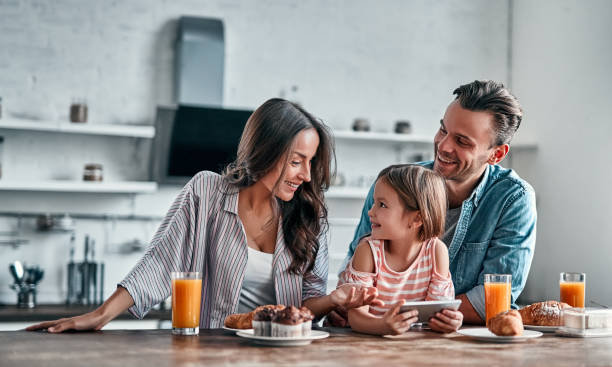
<box><xmin>236</xmin><ymin>329</ymin><xmax>330</xmax><ymax>346</ymax></box>
<box><xmin>222</xmin><ymin>326</ymin><xmax>253</xmax><ymax>333</ymax></box>
<box><xmin>524</xmin><ymin>325</ymin><xmax>560</xmax><ymax>333</ymax></box>
<box><xmin>457</xmin><ymin>328</ymin><xmax>543</xmax><ymax>343</ymax></box>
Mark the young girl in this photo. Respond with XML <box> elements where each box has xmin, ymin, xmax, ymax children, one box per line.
<box><xmin>339</xmin><ymin>164</ymin><xmax>462</xmax><ymax>335</ymax></box>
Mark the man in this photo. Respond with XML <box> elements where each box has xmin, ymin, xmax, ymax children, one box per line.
<box><xmin>338</xmin><ymin>80</ymin><xmax>536</xmax><ymax>326</ymax></box>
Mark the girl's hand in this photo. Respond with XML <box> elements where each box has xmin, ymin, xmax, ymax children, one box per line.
<box><xmin>26</xmin><ymin>309</ymin><xmax>108</xmax><ymax>333</ymax></box>
<box><xmin>428</xmin><ymin>309</ymin><xmax>463</xmax><ymax>333</ymax></box>
<box><xmin>330</xmin><ymin>284</ymin><xmax>384</xmax><ymax>310</ymax></box>
<box><xmin>382</xmin><ymin>301</ymin><xmax>418</xmax><ymax>335</ymax></box>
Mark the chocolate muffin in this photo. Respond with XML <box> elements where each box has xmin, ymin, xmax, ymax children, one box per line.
<box><xmin>271</xmin><ymin>306</ymin><xmax>305</xmax><ymax>337</ymax></box>
<box><xmin>252</xmin><ymin>305</ymin><xmax>285</xmax><ymax>336</ymax></box>
<box><xmin>299</xmin><ymin>307</ymin><xmax>314</xmax><ymax>336</ymax></box>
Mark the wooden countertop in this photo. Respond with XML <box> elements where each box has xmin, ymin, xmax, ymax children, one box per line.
<box><xmin>0</xmin><ymin>304</ymin><xmax>170</xmax><ymax>322</ymax></box>
<box><xmin>1</xmin><ymin>327</ymin><xmax>611</xmax><ymax>366</ymax></box>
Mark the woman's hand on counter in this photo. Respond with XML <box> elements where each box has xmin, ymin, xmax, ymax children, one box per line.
<box><xmin>26</xmin><ymin>309</ymin><xmax>108</xmax><ymax>333</ymax></box>
<box><xmin>25</xmin><ymin>286</ymin><xmax>135</xmax><ymax>333</ymax></box>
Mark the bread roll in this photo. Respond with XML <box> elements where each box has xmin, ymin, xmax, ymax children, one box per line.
<box><xmin>518</xmin><ymin>301</ymin><xmax>571</xmax><ymax>326</ymax></box>
<box><xmin>488</xmin><ymin>310</ymin><xmax>524</xmax><ymax>336</ymax></box>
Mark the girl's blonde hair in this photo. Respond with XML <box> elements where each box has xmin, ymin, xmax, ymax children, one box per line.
<box><xmin>377</xmin><ymin>164</ymin><xmax>447</xmax><ymax>241</ymax></box>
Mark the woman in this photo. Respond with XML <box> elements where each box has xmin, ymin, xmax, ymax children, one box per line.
<box><xmin>28</xmin><ymin>98</ymin><xmax>380</xmax><ymax>332</ymax></box>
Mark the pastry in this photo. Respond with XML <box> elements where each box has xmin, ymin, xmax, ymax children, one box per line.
<box><xmin>252</xmin><ymin>305</ymin><xmax>286</xmax><ymax>336</ymax></box>
<box><xmin>299</xmin><ymin>306</ymin><xmax>315</xmax><ymax>336</ymax></box>
<box><xmin>224</xmin><ymin>304</ymin><xmax>286</xmax><ymax>330</ymax></box>
<box><xmin>271</xmin><ymin>306</ymin><xmax>306</xmax><ymax>337</ymax></box>
<box><xmin>224</xmin><ymin>311</ymin><xmax>253</xmax><ymax>329</ymax></box>
<box><xmin>488</xmin><ymin>310</ymin><xmax>524</xmax><ymax>336</ymax></box>
<box><xmin>518</xmin><ymin>301</ymin><xmax>571</xmax><ymax>326</ymax></box>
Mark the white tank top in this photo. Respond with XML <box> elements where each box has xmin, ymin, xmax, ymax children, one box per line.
<box><xmin>237</xmin><ymin>246</ymin><xmax>276</xmax><ymax>313</ymax></box>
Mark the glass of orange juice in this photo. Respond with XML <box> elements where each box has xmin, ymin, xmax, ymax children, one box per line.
<box><xmin>484</xmin><ymin>274</ymin><xmax>512</xmax><ymax>325</ymax></box>
<box><xmin>171</xmin><ymin>272</ymin><xmax>202</xmax><ymax>335</ymax></box>
<box><xmin>560</xmin><ymin>272</ymin><xmax>585</xmax><ymax>307</ymax></box>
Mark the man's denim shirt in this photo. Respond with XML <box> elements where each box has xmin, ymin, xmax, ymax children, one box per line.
<box><xmin>342</xmin><ymin>161</ymin><xmax>537</xmax><ymax>319</ymax></box>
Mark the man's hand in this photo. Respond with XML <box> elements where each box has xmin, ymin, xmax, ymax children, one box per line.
<box><xmin>429</xmin><ymin>309</ymin><xmax>463</xmax><ymax>333</ymax></box>
<box><xmin>457</xmin><ymin>293</ymin><xmax>484</xmax><ymax>325</ymax></box>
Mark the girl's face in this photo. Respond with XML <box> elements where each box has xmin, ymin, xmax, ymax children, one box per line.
<box><xmin>368</xmin><ymin>179</ymin><xmax>420</xmax><ymax>241</ymax></box>
<box><xmin>260</xmin><ymin>128</ymin><xmax>320</xmax><ymax>202</ymax></box>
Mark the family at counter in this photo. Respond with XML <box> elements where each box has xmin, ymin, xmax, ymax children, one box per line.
<box><xmin>27</xmin><ymin>80</ymin><xmax>536</xmax><ymax>337</ymax></box>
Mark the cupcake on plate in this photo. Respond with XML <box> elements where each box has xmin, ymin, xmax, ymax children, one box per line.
<box><xmin>252</xmin><ymin>305</ymin><xmax>285</xmax><ymax>336</ymax></box>
<box><xmin>299</xmin><ymin>307</ymin><xmax>314</xmax><ymax>336</ymax></box>
<box><xmin>271</xmin><ymin>306</ymin><xmax>305</xmax><ymax>337</ymax></box>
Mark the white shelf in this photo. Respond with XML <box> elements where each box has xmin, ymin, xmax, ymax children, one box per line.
<box><xmin>0</xmin><ymin>118</ymin><xmax>155</xmax><ymax>138</ymax></box>
<box><xmin>326</xmin><ymin>186</ymin><xmax>369</xmax><ymax>199</ymax></box>
<box><xmin>0</xmin><ymin>180</ymin><xmax>158</xmax><ymax>194</ymax></box>
<box><xmin>333</xmin><ymin>130</ymin><xmax>432</xmax><ymax>144</ymax></box>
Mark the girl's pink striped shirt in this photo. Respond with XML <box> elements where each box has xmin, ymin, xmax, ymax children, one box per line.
<box><xmin>119</xmin><ymin>171</ymin><xmax>329</xmax><ymax>328</ymax></box>
<box><xmin>338</xmin><ymin>238</ymin><xmax>454</xmax><ymax>316</ymax></box>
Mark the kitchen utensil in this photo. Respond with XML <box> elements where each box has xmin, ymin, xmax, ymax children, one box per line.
<box><xmin>9</xmin><ymin>263</ymin><xmax>21</xmax><ymax>284</ymax></box>
<box><xmin>12</xmin><ymin>261</ymin><xmax>24</xmax><ymax>283</ymax></box>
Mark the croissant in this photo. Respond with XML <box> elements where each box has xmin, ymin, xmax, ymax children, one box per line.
<box><xmin>518</xmin><ymin>300</ymin><xmax>571</xmax><ymax>326</ymax></box>
<box><xmin>488</xmin><ymin>310</ymin><xmax>523</xmax><ymax>336</ymax></box>
<box><xmin>224</xmin><ymin>312</ymin><xmax>253</xmax><ymax>329</ymax></box>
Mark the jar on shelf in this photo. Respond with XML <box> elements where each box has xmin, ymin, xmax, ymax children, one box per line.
<box><xmin>352</xmin><ymin>118</ymin><xmax>370</xmax><ymax>132</ymax></box>
<box><xmin>83</xmin><ymin>163</ymin><xmax>103</xmax><ymax>181</ymax></box>
<box><xmin>70</xmin><ymin>98</ymin><xmax>88</xmax><ymax>123</ymax></box>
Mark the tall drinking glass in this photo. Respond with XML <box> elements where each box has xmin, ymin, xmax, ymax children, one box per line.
<box><xmin>560</xmin><ymin>272</ymin><xmax>585</xmax><ymax>307</ymax></box>
<box><xmin>171</xmin><ymin>272</ymin><xmax>202</xmax><ymax>335</ymax></box>
<box><xmin>484</xmin><ymin>274</ymin><xmax>512</xmax><ymax>325</ymax></box>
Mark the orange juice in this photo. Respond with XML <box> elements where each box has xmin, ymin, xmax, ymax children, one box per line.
<box><xmin>560</xmin><ymin>281</ymin><xmax>585</xmax><ymax>307</ymax></box>
<box><xmin>484</xmin><ymin>282</ymin><xmax>511</xmax><ymax>324</ymax></box>
<box><xmin>172</xmin><ymin>278</ymin><xmax>202</xmax><ymax>328</ymax></box>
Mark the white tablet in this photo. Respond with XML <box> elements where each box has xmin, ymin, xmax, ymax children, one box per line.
<box><xmin>399</xmin><ymin>299</ymin><xmax>462</xmax><ymax>323</ymax></box>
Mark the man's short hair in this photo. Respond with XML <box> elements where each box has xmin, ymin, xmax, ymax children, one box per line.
<box><xmin>453</xmin><ymin>80</ymin><xmax>523</xmax><ymax>146</ymax></box>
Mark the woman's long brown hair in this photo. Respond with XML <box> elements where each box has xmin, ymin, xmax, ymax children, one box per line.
<box><xmin>223</xmin><ymin>98</ymin><xmax>335</xmax><ymax>273</ymax></box>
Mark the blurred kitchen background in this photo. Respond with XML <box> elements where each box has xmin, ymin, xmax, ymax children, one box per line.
<box><xmin>0</xmin><ymin>0</ymin><xmax>610</xmax><ymax>325</ymax></box>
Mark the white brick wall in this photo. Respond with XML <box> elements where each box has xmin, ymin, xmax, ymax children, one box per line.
<box><xmin>0</xmin><ymin>0</ymin><xmax>509</xmax><ymax>304</ymax></box>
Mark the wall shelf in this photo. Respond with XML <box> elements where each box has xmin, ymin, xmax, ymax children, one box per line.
<box><xmin>0</xmin><ymin>180</ymin><xmax>158</xmax><ymax>194</ymax></box>
<box><xmin>0</xmin><ymin>118</ymin><xmax>155</xmax><ymax>138</ymax></box>
<box><xmin>332</xmin><ymin>130</ymin><xmax>432</xmax><ymax>144</ymax></box>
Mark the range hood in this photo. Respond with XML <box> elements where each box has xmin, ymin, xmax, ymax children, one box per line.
<box><xmin>175</xmin><ymin>16</ymin><xmax>224</xmax><ymax>106</ymax></box>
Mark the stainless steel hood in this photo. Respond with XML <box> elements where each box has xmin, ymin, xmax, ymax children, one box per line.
<box><xmin>175</xmin><ymin>16</ymin><xmax>224</xmax><ymax>106</ymax></box>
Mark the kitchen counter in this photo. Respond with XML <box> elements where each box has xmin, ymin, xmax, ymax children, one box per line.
<box><xmin>0</xmin><ymin>304</ymin><xmax>170</xmax><ymax>322</ymax></box>
<box><xmin>1</xmin><ymin>327</ymin><xmax>611</xmax><ymax>367</ymax></box>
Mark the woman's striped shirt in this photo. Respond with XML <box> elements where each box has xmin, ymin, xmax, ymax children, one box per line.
<box><xmin>119</xmin><ymin>171</ymin><xmax>329</xmax><ymax>328</ymax></box>
<box><xmin>338</xmin><ymin>238</ymin><xmax>454</xmax><ymax>316</ymax></box>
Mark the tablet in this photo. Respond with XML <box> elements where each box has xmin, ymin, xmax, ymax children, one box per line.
<box><xmin>399</xmin><ymin>299</ymin><xmax>462</xmax><ymax>323</ymax></box>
